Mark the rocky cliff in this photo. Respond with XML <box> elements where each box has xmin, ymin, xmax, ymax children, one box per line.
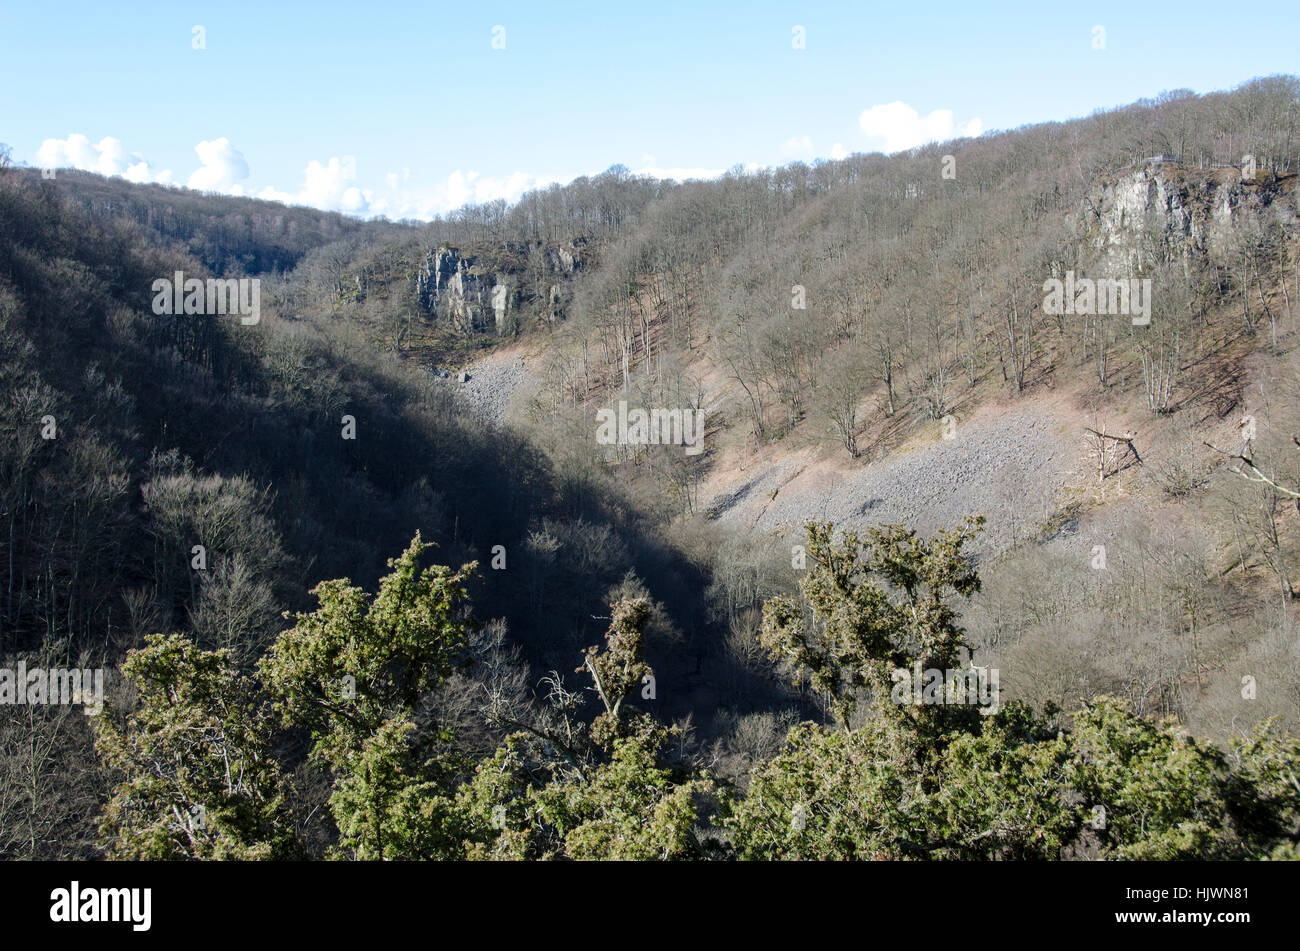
<box><xmin>414</xmin><ymin>241</ymin><xmax>585</xmax><ymax>335</ymax></box>
<box><xmin>1073</xmin><ymin>162</ymin><xmax>1296</xmax><ymax>275</ymax></box>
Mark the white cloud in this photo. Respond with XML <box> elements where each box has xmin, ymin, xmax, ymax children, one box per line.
<box><xmin>301</xmin><ymin>156</ymin><xmax>360</xmax><ymax>208</ymax></box>
<box><xmin>781</xmin><ymin>136</ymin><xmax>814</xmax><ymax>157</ymax></box>
<box><xmin>124</xmin><ymin>161</ymin><xmax>168</xmax><ymax>184</ymax></box>
<box><xmin>255</xmin><ymin>155</ymin><xmax>376</xmax><ymax>212</ymax></box>
<box><xmin>830</xmin><ymin>142</ymin><xmax>850</xmax><ymax>160</ymax></box>
<box><xmin>449</xmin><ymin>169</ymin><xmax>536</xmax><ymax>208</ymax></box>
<box><xmin>361</xmin><ymin>168</ymin><xmax>558</xmax><ymax>220</ymax></box>
<box><xmin>188</xmin><ymin>138</ymin><xmax>250</xmax><ymax>193</ymax></box>
<box><xmin>34</xmin><ymin>133</ymin><xmax>172</xmax><ymax>183</ymax></box>
<box><xmin>857</xmin><ymin>102</ymin><xmax>983</xmax><ymax>153</ymax></box>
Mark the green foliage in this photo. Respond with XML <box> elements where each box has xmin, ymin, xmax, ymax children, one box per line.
<box><xmin>1226</xmin><ymin>725</ymin><xmax>1300</xmax><ymax>857</ymax></box>
<box><xmin>454</xmin><ymin>735</ymin><xmax>546</xmax><ymax>860</ymax></box>
<box><xmin>454</xmin><ymin>599</ymin><xmax>716</xmax><ymax>860</ymax></box>
<box><xmin>728</xmin><ymin>690</ymin><xmax>1300</xmax><ymax>861</ymax></box>
<box><xmin>91</xmin><ymin>526</ymin><xmax>1300</xmax><ymax>862</ymax></box>
<box><xmin>727</xmin><ymin>702</ymin><xmax>1075</xmax><ymax>860</ymax></box>
<box><xmin>579</xmin><ymin>597</ymin><xmax>655</xmax><ymax>745</ymax></box>
<box><xmin>1067</xmin><ymin>698</ymin><xmax>1300</xmax><ymax>860</ymax></box>
<box><xmin>326</xmin><ymin>718</ymin><xmax>466</xmax><ymax>860</ymax></box>
<box><xmin>556</xmin><ymin>599</ymin><xmax>714</xmax><ymax>859</ymax></box>
<box><xmin>760</xmin><ymin>517</ymin><xmax>985</xmax><ymax>729</ymax></box>
<box><xmin>730</xmin><ymin>521</ymin><xmax>1300</xmax><ymax>860</ymax></box>
<box><xmin>261</xmin><ymin>532</ymin><xmax>474</xmax><ymax>758</ymax></box>
<box><xmin>729</xmin><ymin>719</ymin><xmax>927</xmax><ymax>860</ymax></box>
<box><xmin>928</xmin><ymin>703</ymin><xmax>1077</xmax><ymax>859</ymax></box>
<box><xmin>534</xmin><ymin>730</ymin><xmax>713</xmax><ymax>860</ymax></box>
<box><xmin>94</xmin><ymin>633</ymin><xmax>296</xmax><ymax>859</ymax></box>
<box><xmin>260</xmin><ymin>533</ymin><xmax>476</xmax><ymax>858</ymax></box>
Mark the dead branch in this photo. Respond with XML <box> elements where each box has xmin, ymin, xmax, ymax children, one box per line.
<box><xmin>1085</xmin><ymin>426</ymin><xmax>1142</xmax><ymax>483</ymax></box>
<box><xmin>1204</xmin><ymin>441</ymin><xmax>1300</xmax><ymax>501</ymax></box>
<box><xmin>1084</xmin><ymin>427</ymin><xmax>1142</xmax><ymax>464</ymax></box>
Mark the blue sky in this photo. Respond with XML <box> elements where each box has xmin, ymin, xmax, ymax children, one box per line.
<box><xmin>2</xmin><ymin>1</ymin><xmax>1296</xmax><ymax>219</ymax></box>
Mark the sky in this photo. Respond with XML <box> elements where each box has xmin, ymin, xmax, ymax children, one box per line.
<box><xmin>2</xmin><ymin>1</ymin><xmax>1296</xmax><ymax>220</ymax></box>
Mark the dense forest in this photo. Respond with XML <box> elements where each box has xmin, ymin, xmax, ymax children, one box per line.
<box><xmin>1</xmin><ymin>75</ymin><xmax>1299</xmax><ymax>860</ymax></box>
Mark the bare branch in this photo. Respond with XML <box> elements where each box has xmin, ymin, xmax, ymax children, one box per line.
<box><xmin>1204</xmin><ymin>441</ymin><xmax>1300</xmax><ymax>500</ymax></box>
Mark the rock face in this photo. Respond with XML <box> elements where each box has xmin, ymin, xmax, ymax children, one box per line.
<box><xmin>415</xmin><ymin>247</ymin><xmax>499</xmax><ymax>334</ymax></box>
<box><xmin>1072</xmin><ymin>164</ymin><xmax>1295</xmax><ymax>276</ymax></box>
<box><xmin>414</xmin><ymin>241</ymin><xmax>584</xmax><ymax>335</ymax></box>
<box><xmin>551</xmin><ymin>246</ymin><xmax>577</xmax><ymax>274</ymax></box>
